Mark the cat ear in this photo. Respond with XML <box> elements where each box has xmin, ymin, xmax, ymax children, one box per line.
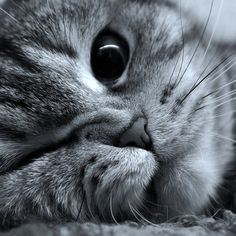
<box><xmin>176</xmin><ymin>0</ymin><xmax>236</xmax><ymax>44</ymax></box>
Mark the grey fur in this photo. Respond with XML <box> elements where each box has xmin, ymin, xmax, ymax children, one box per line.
<box><xmin>0</xmin><ymin>0</ymin><xmax>235</xmax><ymax>228</ymax></box>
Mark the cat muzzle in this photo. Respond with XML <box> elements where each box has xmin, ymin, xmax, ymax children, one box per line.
<box><xmin>118</xmin><ymin>117</ymin><xmax>152</xmax><ymax>150</ymax></box>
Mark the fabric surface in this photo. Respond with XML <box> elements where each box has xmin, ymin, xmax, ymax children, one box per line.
<box><xmin>1</xmin><ymin>211</ymin><xmax>236</xmax><ymax>236</ymax></box>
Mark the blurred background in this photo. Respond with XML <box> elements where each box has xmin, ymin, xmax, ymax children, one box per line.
<box><xmin>177</xmin><ymin>0</ymin><xmax>236</xmax><ymax>43</ymax></box>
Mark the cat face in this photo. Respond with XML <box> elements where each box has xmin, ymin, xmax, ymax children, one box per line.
<box><xmin>0</xmin><ymin>0</ymin><xmax>233</xmax><ymax>226</ymax></box>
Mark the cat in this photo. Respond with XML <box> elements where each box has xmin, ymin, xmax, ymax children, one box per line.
<box><xmin>0</xmin><ymin>0</ymin><xmax>235</xmax><ymax>228</ymax></box>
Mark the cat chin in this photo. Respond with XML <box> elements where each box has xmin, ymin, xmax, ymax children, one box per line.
<box><xmin>83</xmin><ymin>147</ymin><xmax>157</xmax><ymax>222</ymax></box>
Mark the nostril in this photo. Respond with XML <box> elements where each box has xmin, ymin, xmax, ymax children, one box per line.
<box><xmin>118</xmin><ymin>117</ymin><xmax>152</xmax><ymax>150</ymax></box>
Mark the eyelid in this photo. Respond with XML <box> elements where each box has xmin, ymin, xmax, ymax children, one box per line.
<box><xmin>109</xmin><ymin>69</ymin><xmax>129</xmax><ymax>89</ymax></box>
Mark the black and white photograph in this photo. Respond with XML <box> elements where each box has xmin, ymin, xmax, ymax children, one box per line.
<box><xmin>0</xmin><ymin>0</ymin><xmax>236</xmax><ymax>235</ymax></box>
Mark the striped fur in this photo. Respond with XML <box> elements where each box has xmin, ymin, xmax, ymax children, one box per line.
<box><xmin>0</xmin><ymin>0</ymin><xmax>235</xmax><ymax>227</ymax></box>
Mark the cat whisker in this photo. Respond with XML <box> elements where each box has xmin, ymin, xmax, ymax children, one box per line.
<box><xmin>206</xmin><ymin>190</ymin><xmax>230</xmax><ymax>216</ymax></box>
<box><xmin>85</xmin><ymin>198</ymin><xmax>99</xmax><ymax>224</ymax></box>
<box><xmin>179</xmin><ymin>55</ymin><xmax>233</xmax><ymax>105</ymax></box>
<box><xmin>201</xmin><ymin>109</ymin><xmax>236</xmax><ymax>119</ymax></box>
<box><xmin>202</xmin><ymin>0</ymin><xmax>224</xmax><ymax>61</ymax></box>
<box><xmin>213</xmin><ymin>76</ymin><xmax>236</xmax><ymax>94</ymax></box>
<box><xmin>194</xmin><ymin>52</ymin><xmax>220</xmax><ymax>86</ymax></box>
<box><xmin>211</xmin><ymin>133</ymin><xmax>236</xmax><ymax>144</ymax></box>
<box><xmin>109</xmin><ymin>194</ymin><xmax>119</xmax><ymax>225</ymax></box>
<box><xmin>142</xmin><ymin>199</ymin><xmax>169</xmax><ymax>222</ymax></box>
<box><xmin>199</xmin><ymin>56</ymin><xmax>236</xmax><ymax>87</ymax></box>
<box><xmin>200</xmin><ymin>91</ymin><xmax>218</xmax><ymax>101</ymax></box>
<box><xmin>76</xmin><ymin>192</ymin><xmax>85</xmax><ymax>222</ymax></box>
<box><xmin>132</xmin><ymin>191</ymin><xmax>148</xmax><ymax>211</ymax></box>
<box><xmin>196</xmin><ymin>56</ymin><xmax>236</xmax><ymax>91</ymax></box>
<box><xmin>128</xmin><ymin>202</ymin><xmax>142</xmax><ymax>224</ymax></box>
<box><xmin>167</xmin><ymin>48</ymin><xmax>182</xmax><ymax>90</ymax></box>
<box><xmin>190</xmin><ymin>7</ymin><xmax>236</xmax><ymax>90</ymax></box>
<box><xmin>212</xmin><ymin>54</ymin><xmax>236</xmax><ymax>74</ymax></box>
<box><xmin>127</xmin><ymin>191</ymin><xmax>152</xmax><ymax>219</ymax></box>
<box><xmin>182</xmin><ymin>44</ymin><xmax>220</xmax><ymax>94</ymax></box>
<box><xmin>178</xmin><ymin>54</ymin><xmax>235</xmax><ymax>109</ymax></box>
<box><xmin>188</xmin><ymin>141</ymin><xmax>205</xmax><ymax>162</ymax></box>
<box><xmin>132</xmin><ymin>191</ymin><xmax>166</xmax><ymax>222</ymax></box>
<box><xmin>143</xmin><ymin>199</ymin><xmax>169</xmax><ymax>213</ymax></box>
<box><xmin>172</xmin><ymin>0</ymin><xmax>185</xmax><ymax>87</ymax></box>
<box><xmin>0</xmin><ymin>7</ymin><xmax>19</xmax><ymax>23</ymax></box>
<box><xmin>174</xmin><ymin>0</ymin><xmax>214</xmax><ymax>87</ymax></box>
<box><xmin>211</xmin><ymin>96</ymin><xmax>236</xmax><ymax>110</ymax></box>
<box><xmin>202</xmin><ymin>89</ymin><xmax>236</xmax><ymax>106</ymax></box>
<box><xmin>187</xmin><ymin>53</ymin><xmax>235</xmax><ymax>99</ymax></box>
<box><xmin>198</xmin><ymin>131</ymin><xmax>236</xmax><ymax>144</ymax></box>
<box><xmin>214</xmin><ymin>90</ymin><xmax>236</xmax><ymax>101</ymax></box>
<box><xmin>207</xmin><ymin>58</ymin><xmax>236</xmax><ymax>84</ymax></box>
<box><xmin>128</xmin><ymin>202</ymin><xmax>159</xmax><ymax>227</ymax></box>
<box><xmin>195</xmin><ymin>78</ymin><xmax>236</xmax><ymax>109</ymax></box>
<box><xmin>207</xmin><ymin>207</ymin><xmax>224</xmax><ymax>219</ymax></box>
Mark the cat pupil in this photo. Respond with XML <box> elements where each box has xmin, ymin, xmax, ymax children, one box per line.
<box><xmin>91</xmin><ymin>30</ymin><xmax>129</xmax><ymax>84</ymax></box>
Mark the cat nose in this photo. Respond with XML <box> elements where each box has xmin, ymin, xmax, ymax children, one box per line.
<box><xmin>118</xmin><ymin>117</ymin><xmax>152</xmax><ymax>150</ymax></box>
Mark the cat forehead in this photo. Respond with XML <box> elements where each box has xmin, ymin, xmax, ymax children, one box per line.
<box><xmin>12</xmin><ymin>0</ymin><xmax>185</xmax><ymax>46</ymax></box>
<box><xmin>13</xmin><ymin>0</ymin><xmax>180</xmax><ymax>28</ymax></box>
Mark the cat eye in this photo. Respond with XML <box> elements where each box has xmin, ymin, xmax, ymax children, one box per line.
<box><xmin>91</xmin><ymin>30</ymin><xmax>129</xmax><ymax>85</ymax></box>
